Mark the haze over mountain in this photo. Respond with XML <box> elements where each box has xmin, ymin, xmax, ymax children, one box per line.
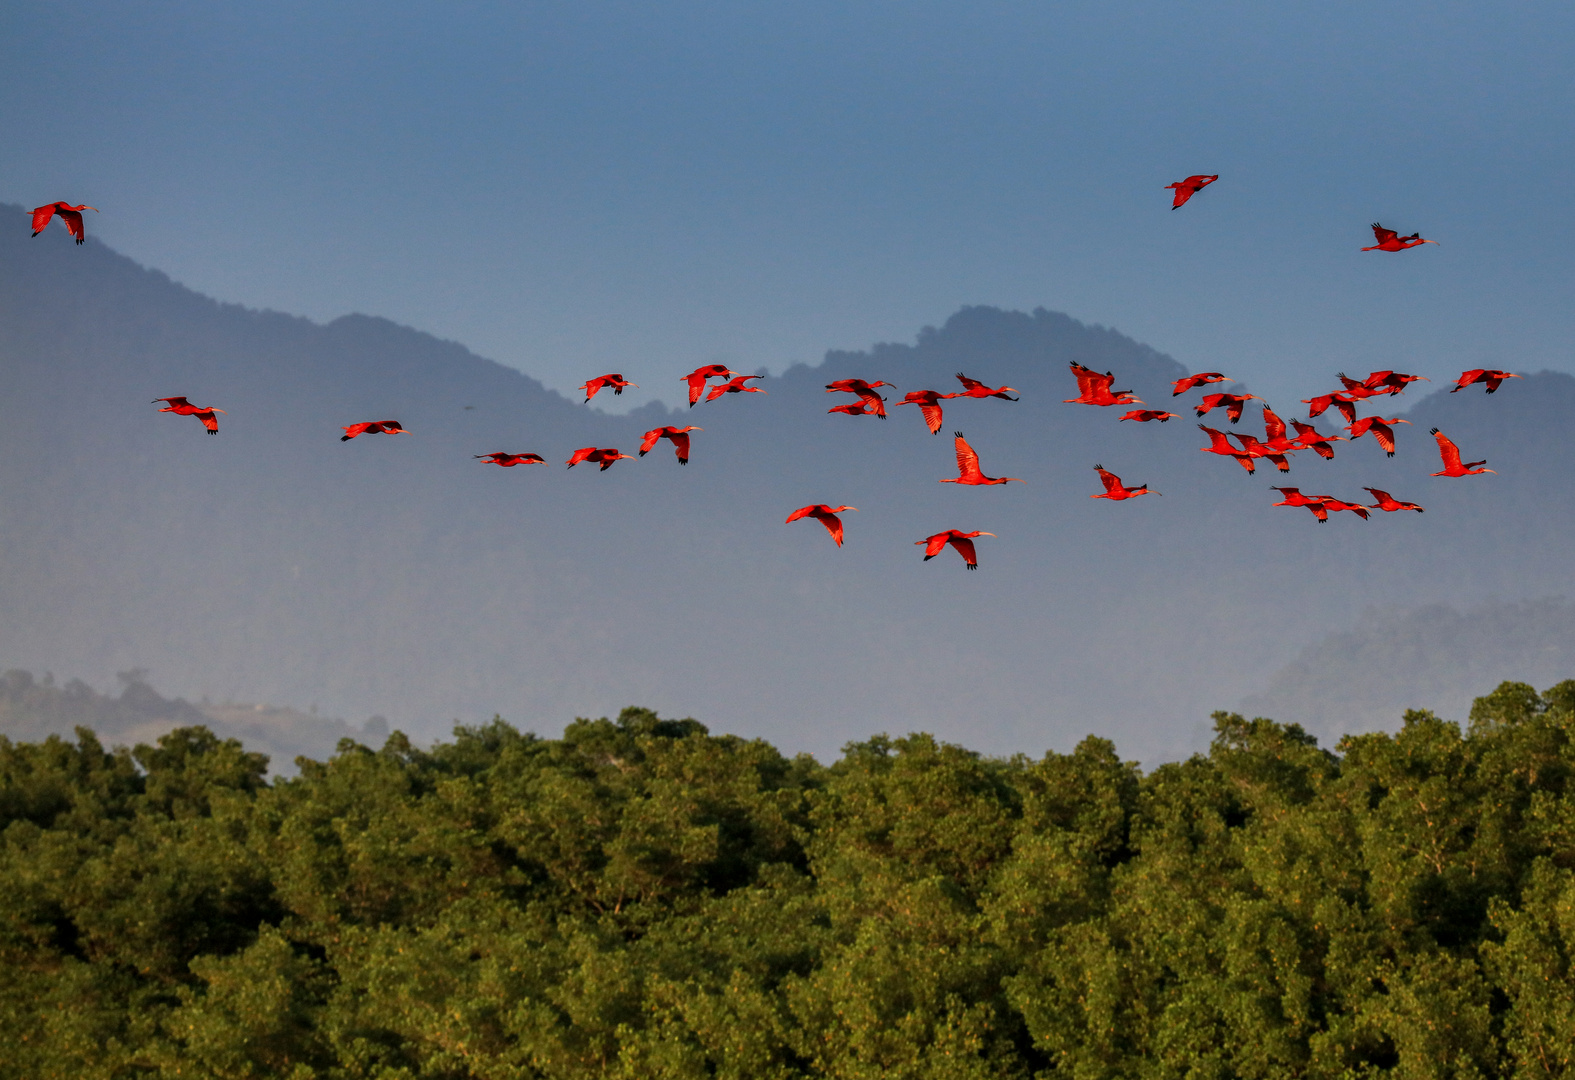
<box><xmin>3</xmin><ymin>213</ymin><xmax>1571</xmax><ymax>761</ymax></box>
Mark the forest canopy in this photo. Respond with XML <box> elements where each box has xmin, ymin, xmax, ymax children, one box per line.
<box><xmin>3</xmin><ymin>684</ymin><xmax>1574</xmax><ymax>1078</ymax></box>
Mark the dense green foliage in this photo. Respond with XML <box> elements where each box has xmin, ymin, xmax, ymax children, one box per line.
<box><xmin>3</xmin><ymin>686</ymin><xmax>1574</xmax><ymax>1078</ymax></box>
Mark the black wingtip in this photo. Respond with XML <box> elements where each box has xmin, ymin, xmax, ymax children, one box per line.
<box><xmin>967</xmin><ymin>564</ymin><xmax>977</xmax><ymax>570</ymax></box>
<box><xmin>340</xmin><ymin>435</ymin><xmax>352</xmax><ymax>441</ymax></box>
<box><xmin>678</xmin><ymin>458</ymin><xmax>688</xmax><ymax>465</ymax></box>
<box><xmin>923</xmin><ymin>554</ymin><xmax>935</xmax><ymax>561</ymax></box>
<box><xmin>1430</xmin><ymin>427</ymin><xmax>1440</xmax><ymax>434</ymax></box>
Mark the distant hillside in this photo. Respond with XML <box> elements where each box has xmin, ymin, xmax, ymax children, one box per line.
<box><xmin>0</xmin><ymin>668</ymin><xmax>384</xmax><ymax>772</ymax></box>
<box><xmin>4</xmin><ymin>206</ymin><xmax>1574</xmax><ymax>762</ymax></box>
<box><xmin>1238</xmin><ymin>597</ymin><xmax>1575</xmax><ymax>740</ymax></box>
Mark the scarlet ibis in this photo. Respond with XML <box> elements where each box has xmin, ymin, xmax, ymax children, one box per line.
<box><xmin>1428</xmin><ymin>428</ymin><xmax>1494</xmax><ymax>477</ymax></box>
<box><xmin>1228</xmin><ymin>432</ymin><xmax>1293</xmax><ymax>472</ymax></box>
<box><xmin>31</xmin><ymin>202</ymin><xmax>98</xmax><ymax>244</ymax></box>
<box><xmin>828</xmin><ymin>402</ymin><xmax>882</xmax><ymax>418</ymax></box>
<box><xmin>1065</xmin><ymin>362</ymin><xmax>1142</xmax><ymax>407</ymax></box>
<box><xmin>639</xmin><ymin>425</ymin><xmax>701</xmax><ymax>464</ymax></box>
<box><xmin>1091</xmin><ymin>464</ymin><xmax>1158</xmax><ymax>500</ymax></box>
<box><xmin>825</xmin><ymin>379</ymin><xmax>890</xmax><ymax>417</ymax></box>
<box><xmin>1451</xmin><ymin>369</ymin><xmax>1521</xmax><ymax>394</ymax></box>
<box><xmin>953</xmin><ymin>373</ymin><xmax>1019</xmax><ymax>401</ymax></box>
<box><xmin>1272</xmin><ymin>487</ymin><xmax>1333</xmax><ymax>523</ymax></box>
<box><xmin>1361</xmin><ymin>370</ymin><xmax>1429</xmax><ymax>395</ymax></box>
<box><xmin>1302</xmin><ymin>392</ymin><xmax>1358</xmax><ymax>425</ymax></box>
<box><xmin>153</xmin><ymin>396</ymin><xmax>225</xmax><ymax>434</ymax></box>
<box><xmin>475</xmin><ymin>452</ymin><xmax>545</xmax><ymax>467</ymax></box>
<box><xmin>1120</xmin><ymin>410</ymin><xmax>1179</xmax><ymax>422</ymax></box>
<box><xmin>916</xmin><ymin>529</ymin><xmax>995</xmax><ymax>569</ymax></box>
<box><xmin>706</xmin><ymin>374</ymin><xmax>767</xmax><ymax>402</ymax></box>
<box><xmin>1319</xmin><ymin>497</ymin><xmax>1371</xmax><ymax>520</ymax></box>
<box><xmin>1346</xmin><ymin>416</ymin><xmax>1410</xmax><ymax>457</ymax></box>
<box><xmin>1165</xmin><ymin>175</ymin><xmax>1217</xmax><ymax>209</ymax></box>
<box><xmin>1198</xmin><ymin>424</ymin><xmax>1258</xmax><ymax>473</ymax></box>
<box><xmin>342</xmin><ymin>420</ymin><xmax>408</xmax><ymax>441</ymax></box>
<box><xmin>681</xmin><ymin>365</ymin><xmax>740</xmax><ymax>408</ymax></box>
<box><xmin>1259</xmin><ymin>406</ymin><xmax>1300</xmax><ymax>453</ymax></box>
<box><xmin>1363</xmin><ymin>223</ymin><xmax>1436</xmax><ymax>251</ymax></box>
<box><xmin>1364</xmin><ymin>487</ymin><xmax>1424</xmax><ymax>513</ymax></box>
<box><xmin>1334</xmin><ymin>373</ymin><xmax>1392</xmax><ymax>401</ymax></box>
<box><xmin>1195</xmin><ymin>392</ymin><xmax>1261</xmax><ymax>424</ymax></box>
<box><xmin>578</xmin><ymin>374</ymin><xmax>637</xmax><ymax>403</ymax></box>
<box><xmin>785</xmin><ymin>504</ymin><xmax>858</xmax><ymax>547</ymax></box>
<box><xmin>566</xmin><ymin>446</ymin><xmax>634</xmax><ymax>470</ymax></box>
<box><xmin>1289</xmin><ymin>419</ymin><xmax>1344</xmax><ymax>460</ymax></box>
<box><xmin>896</xmin><ymin>390</ymin><xmax>960</xmax><ymax>433</ymax></box>
<box><xmin>1171</xmin><ymin>372</ymin><xmax>1231</xmax><ymax>396</ymax></box>
<box><xmin>941</xmin><ymin>432</ymin><xmax>1024</xmax><ymax>486</ymax></box>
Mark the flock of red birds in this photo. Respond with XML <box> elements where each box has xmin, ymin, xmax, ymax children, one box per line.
<box><xmin>32</xmin><ymin>181</ymin><xmax>1510</xmax><ymax>569</ymax></box>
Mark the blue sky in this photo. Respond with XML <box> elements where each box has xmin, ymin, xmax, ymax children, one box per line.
<box><xmin>6</xmin><ymin>1</ymin><xmax>1573</xmax><ymax>410</ymax></box>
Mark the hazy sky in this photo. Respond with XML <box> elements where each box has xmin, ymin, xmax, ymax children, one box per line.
<box><xmin>6</xmin><ymin>2</ymin><xmax>1574</xmax><ymax>410</ymax></box>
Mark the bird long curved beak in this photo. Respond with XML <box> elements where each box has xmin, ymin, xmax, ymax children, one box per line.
<box><xmin>86</xmin><ymin>207</ymin><xmax>99</xmax><ymax>213</ymax></box>
<box><xmin>1394</xmin><ymin>418</ymin><xmax>1411</xmax><ymax>424</ymax></box>
<box><xmin>213</xmin><ymin>408</ymin><xmax>227</xmax><ymax>414</ymax></box>
<box><xmin>1422</xmin><ymin>239</ymin><xmax>1439</xmax><ymax>244</ymax></box>
<box><xmin>980</xmin><ymin>532</ymin><xmax>997</xmax><ymax>537</ymax></box>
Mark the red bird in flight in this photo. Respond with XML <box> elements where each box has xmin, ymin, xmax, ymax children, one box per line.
<box><xmin>1271</xmin><ymin>487</ymin><xmax>1334</xmax><ymax>522</ymax></box>
<box><xmin>578</xmin><ymin>373</ymin><xmax>637</xmax><ymax>403</ymax></box>
<box><xmin>1258</xmin><ymin>406</ymin><xmax>1300</xmax><ymax>453</ymax></box>
<box><xmin>566</xmin><ymin>446</ymin><xmax>634</xmax><ymax>470</ymax></box>
<box><xmin>785</xmin><ymin>504</ymin><xmax>858</xmax><ymax>547</ymax></box>
<box><xmin>31</xmin><ymin>202</ymin><xmax>98</xmax><ymax>244</ymax></box>
<box><xmin>153</xmin><ymin>396</ymin><xmax>225</xmax><ymax>434</ymax></box>
<box><xmin>1195</xmin><ymin>392</ymin><xmax>1262</xmax><ymax>424</ymax></box>
<box><xmin>1228</xmin><ymin>432</ymin><xmax>1293</xmax><ymax>472</ymax></box>
<box><xmin>1120</xmin><ymin>410</ymin><xmax>1179</xmax><ymax>423</ymax></box>
<box><xmin>1171</xmin><ymin>372</ymin><xmax>1231</xmax><ymax>396</ymax></box>
<box><xmin>1363</xmin><ymin>223</ymin><xmax>1437</xmax><ymax>251</ymax></box>
<box><xmin>1065</xmin><ymin>363</ymin><xmax>1142</xmax><ymax>407</ymax></box>
<box><xmin>1290</xmin><ymin>419</ymin><xmax>1344</xmax><ymax>460</ymax></box>
<box><xmin>1429</xmin><ymin>428</ymin><xmax>1494</xmax><ymax>477</ymax></box>
<box><xmin>941</xmin><ymin>432</ymin><xmax>1023</xmax><ymax>486</ymax></box>
<box><xmin>917</xmin><ymin>529</ymin><xmax>995</xmax><ymax>569</ymax></box>
<box><xmin>475</xmin><ymin>452</ymin><xmax>545</xmax><ymax>467</ymax></box>
<box><xmin>1359</xmin><ymin>370</ymin><xmax>1429</xmax><ymax>395</ymax></box>
<box><xmin>896</xmin><ymin>390</ymin><xmax>961</xmax><ymax>433</ymax></box>
<box><xmin>825</xmin><ymin>378</ymin><xmax>891</xmax><ymax>417</ymax></box>
<box><xmin>1198</xmin><ymin>424</ymin><xmax>1259</xmax><ymax>473</ymax></box>
<box><xmin>342</xmin><ymin>420</ymin><xmax>408</xmax><ymax>441</ymax></box>
<box><xmin>706</xmin><ymin>374</ymin><xmax>767</xmax><ymax>401</ymax></box>
<box><xmin>1165</xmin><ymin>175</ymin><xmax>1218</xmax><ymax>209</ymax></box>
<box><xmin>952</xmin><ymin>373</ymin><xmax>1019</xmax><ymax>401</ymax></box>
<box><xmin>1090</xmin><ymin>464</ymin><xmax>1158</xmax><ymax>500</ymax></box>
<box><xmin>1451</xmin><ymin>369</ymin><xmax>1521</xmax><ymax>394</ymax></box>
<box><xmin>1302</xmin><ymin>391</ymin><xmax>1359</xmax><ymax>426</ymax></box>
<box><xmin>681</xmin><ymin>364</ymin><xmax>740</xmax><ymax>408</ymax></box>
<box><xmin>1346</xmin><ymin>416</ymin><xmax>1410</xmax><ymax>457</ymax></box>
<box><xmin>639</xmin><ymin>425</ymin><xmax>701</xmax><ymax>464</ymax></box>
<box><xmin>1364</xmin><ymin>487</ymin><xmax>1424</xmax><ymax>513</ymax></box>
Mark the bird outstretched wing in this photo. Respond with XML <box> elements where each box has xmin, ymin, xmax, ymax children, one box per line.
<box><xmin>1371</xmin><ymin>223</ymin><xmax>1399</xmax><ymax>245</ymax></box>
<box><xmin>953</xmin><ymin>433</ymin><xmax>982</xmax><ymax>481</ymax></box>
<box><xmin>949</xmin><ymin>536</ymin><xmax>979</xmax><ymax>567</ymax></box>
<box><xmin>1430</xmin><ymin>428</ymin><xmax>1463</xmax><ymax>470</ymax></box>
<box><xmin>1093</xmin><ymin>465</ymin><xmax>1122</xmax><ymax>494</ymax></box>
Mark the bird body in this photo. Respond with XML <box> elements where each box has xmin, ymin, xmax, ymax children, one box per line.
<box><xmin>785</xmin><ymin>504</ymin><xmax>857</xmax><ymax>547</ymax></box>
<box><xmin>896</xmin><ymin>390</ymin><xmax>960</xmax><ymax>433</ymax></box>
<box><xmin>1259</xmin><ymin>406</ymin><xmax>1300</xmax><ymax>453</ymax></box>
<box><xmin>1198</xmin><ymin>424</ymin><xmax>1258</xmax><ymax>473</ymax></box>
<box><xmin>31</xmin><ymin>202</ymin><xmax>98</xmax><ymax>244</ymax></box>
<box><xmin>1091</xmin><ymin>464</ymin><xmax>1157</xmax><ymax>500</ymax></box>
<box><xmin>1065</xmin><ymin>362</ymin><xmax>1142</xmax><ymax>406</ymax></box>
<box><xmin>952</xmin><ymin>373</ymin><xmax>1019</xmax><ymax>401</ymax></box>
<box><xmin>341</xmin><ymin>420</ymin><xmax>408</xmax><ymax>441</ymax></box>
<box><xmin>1451</xmin><ymin>369</ymin><xmax>1520</xmax><ymax>394</ymax></box>
<box><xmin>1363</xmin><ymin>223</ymin><xmax>1437</xmax><ymax>251</ymax></box>
<box><xmin>639</xmin><ymin>425</ymin><xmax>701</xmax><ymax>464</ymax></box>
<box><xmin>917</xmin><ymin>529</ymin><xmax>995</xmax><ymax>569</ymax></box>
<box><xmin>1272</xmin><ymin>487</ymin><xmax>1334</xmax><ymax>522</ymax></box>
<box><xmin>578</xmin><ymin>374</ymin><xmax>637</xmax><ymax>403</ymax></box>
<box><xmin>1165</xmin><ymin>175</ymin><xmax>1218</xmax><ymax>209</ymax></box>
<box><xmin>1228</xmin><ymin>432</ymin><xmax>1293</xmax><ymax>472</ymax></box>
<box><xmin>1360</xmin><ymin>370</ymin><xmax>1428</xmax><ymax>395</ymax></box>
<box><xmin>827</xmin><ymin>402</ymin><xmax>881</xmax><ymax>418</ymax></box>
<box><xmin>1346</xmin><ymin>416</ymin><xmax>1410</xmax><ymax>457</ymax></box>
<box><xmin>705</xmin><ymin>374</ymin><xmax>767</xmax><ymax>401</ymax></box>
<box><xmin>1171</xmin><ymin>372</ymin><xmax>1231</xmax><ymax>396</ymax></box>
<box><xmin>1289</xmin><ymin>419</ymin><xmax>1344</xmax><ymax>459</ymax></box>
<box><xmin>824</xmin><ymin>378</ymin><xmax>890</xmax><ymax>416</ymax></box>
<box><xmin>1302</xmin><ymin>392</ymin><xmax>1358</xmax><ymax>425</ymax></box>
<box><xmin>566</xmin><ymin>447</ymin><xmax>634</xmax><ymax>470</ymax></box>
<box><xmin>1319</xmin><ymin>498</ymin><xmax>1371</xmax><ymax>520</ymax></box>
<box><xmin>475</xmin><ymin>452</ymin><xmax>545</xmax><ymax>467</ymax></box>
<box><xmin>1364</xmin><ymin>488</ymin><xmax>1424</xmax><ymax>513</ymax></box>
<box><xmin>1429</xmin><ymin>428</ymin><xmax>1494</xmax><ymax>477</ymax></box>
<box><xmin>153</xmin><ymin>396</ymin><xmax>225</xmax><ymax>434</ymax></box>
<box><xmin>681</xmin><ymin>365</ymin><xmax>740</xmax><ymax>407</ymax></box>
<box><xmin>941</xmin><ymin>433</ymin><xmax>1023</xmax><ymax>486</ymax></box>
<box><xmin>1120</xmin><ymin>410</ymin><xmax>1179</xmax><ymax>422</ymax></box>
<box><xmin>1195</xmin><ymin>392</ymin><xmax>1262</xmax><ymax>423</ymax></box>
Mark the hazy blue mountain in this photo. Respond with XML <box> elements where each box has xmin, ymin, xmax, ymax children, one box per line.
<box><xmin>3</xmin><ymin>206</ymin><xmax>1571</xmax><ymax>762</ymax></box>
<box><xmin>1238</xmin><ymin>598</ymin><xmax>1575</xmax><ymax>740</ymax></box>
